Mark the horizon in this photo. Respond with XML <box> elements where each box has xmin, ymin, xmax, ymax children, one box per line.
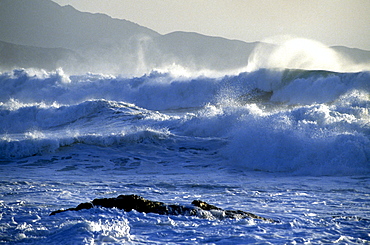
<box><xmin>51</xmin><ymin>0</ymin><xmax>370</xmax><ymax>51</ymax></box>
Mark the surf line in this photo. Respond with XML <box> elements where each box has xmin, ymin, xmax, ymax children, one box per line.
<box><xmin>50</xmin><ymin>194</ymin><xmax>278</xmax><ymax>223</ymax></box>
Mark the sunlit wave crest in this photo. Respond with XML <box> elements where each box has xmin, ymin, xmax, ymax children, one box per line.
<box><xmin>246</xmin><ymin>36</ymin><xmax>368</xmax><ymax>72</ymax></box>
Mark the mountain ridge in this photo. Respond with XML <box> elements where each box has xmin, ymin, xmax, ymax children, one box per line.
<box><xmin>0</xmin><ymin>0</ymin><xmax>369</xmax><ymax>74</ymax></box>
<box><xmin>0</xmin><ymin>0</ymin><xmax>159</xmax><ymax>49</ymax></box>
<box><xmin>0</xmin><ymin>40</ymin><xmax>84</xmax><ymax>72</ymax></box>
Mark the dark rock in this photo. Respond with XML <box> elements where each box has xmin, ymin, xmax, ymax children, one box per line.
<box><xmin>49</xmin><ymin>202</ymin><xmax>93</xmax><ymax>216</ymax></box>
<box><xmin>192</xmin><ymin>200</ymin><xmax>273</xmax><ymax>221</ymax></box>
<box><xmin>192</xmin><ymin>200</ymin><xmax>222</xmax><ymax>210</ymax></box>
<box><xmin>76</xmin><ymin>202</ymin><xmax>94</xmax><ymax>211</ymax></box>
<box><xmin>92</xmin><ymin>194</ymin><xmax>164</xmax><ymax>213</ymax></box>
<box><xmin>50</xmin><ymin>194</ymin><xmax>278</xmax><ymax>222</ymax></box>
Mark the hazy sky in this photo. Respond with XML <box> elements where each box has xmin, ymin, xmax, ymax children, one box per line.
<box><xmin>52</xmin><ymin>0</ymin><xmax>370</xmax><ymax>50</ymax></box>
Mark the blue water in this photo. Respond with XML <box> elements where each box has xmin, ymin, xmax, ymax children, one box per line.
<box><xmin>1</xmin><ymin>67</ymin><xmax>369</xmax><ymax>244</ymax></box>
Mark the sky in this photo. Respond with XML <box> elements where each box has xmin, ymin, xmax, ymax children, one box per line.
<box><xmin>52</xmin><ymin>0</ymin><xmax>370</xmax><ymax>50</ymax></box>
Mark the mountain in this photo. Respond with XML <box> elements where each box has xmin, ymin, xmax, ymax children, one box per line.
<box><xmin>150</xmin><ymin>32</ymin><xmax>255</xmax><ymax>71</ymax></box>
<box><xmin>0</xmin><ymin>0</ymin><xmax>161</xmax><ymax>74</ymax></box>
<box><xmin>0</xmin><ymin>0</ymin><xmax>159</xmax><ymax>50</ymax></box>
<box><xmin>331</xmin><ymin>46</ymin><xmax>370</xmax><ymax>64</ymax></box>
<box><xmin>0</xmin><ymin>0</ymin><xmax>258</xmax><ymax>74</ymax></box>
<box><xmin>0</xmin><ymin>0</ymin><xmax>369</xmax><ymax>74</ymax></box>
<box><xmin>0</xmin><ymin>40</ymin><xmax>83</xmax><ymax>72</ymax></box>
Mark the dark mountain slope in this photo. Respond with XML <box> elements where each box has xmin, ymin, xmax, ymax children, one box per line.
<box><xmin>0</xmin><ymin>0</ymin><xmax>159</xmax><ymax>50</ymax></box>
<box><xmin>0</xmin><ymin>40</ymin><xmax>83</xmax><ymax>72</ymax></box>
<box><xmin>0</xmin><ymin>0</ymin><xmax>368</xmax><ymax>74</ymax></box>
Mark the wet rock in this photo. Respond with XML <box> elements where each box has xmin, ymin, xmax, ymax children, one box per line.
<box><xmin>50</xmin><ymin>202</ymin><xmax>93</xmax><ymax>215</ymax></box>
<box><xmin>191</xmin><ymin>200</ymin><xmax>274</xmax><ymax>222</ymax></box>
<box><xmin>192</xmin><ymin>200</ymin><xmax>221</xmax><ymax>210</ymax></box>
<box><xmin>50</xmin><ymin>194</ymin><xmax>278</xmax><ymax>222</ymax></box>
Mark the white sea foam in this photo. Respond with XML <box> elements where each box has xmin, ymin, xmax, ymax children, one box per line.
<box><xmin>0</xmin><ymin>67</ymin><xmax>369</xmax><ymax>175</ymax></box>
<box><xmin>1</xmin><ymin>68</ymin><xmax>369</xmax><ymax>109</ymax></box>
<box><xmin>223</xmin><ymin>103</ymin><xmax>370</xmax><ymax>175</ymax></box>
<box><xmin>246</xmin><ymin>37</ymin><xmax>369</xmax><ymax>72</ymax></box>
<box><xmin>1</xmin><ymin>31</ymin><xmax>369</xmax><ymax>245</ymax></box>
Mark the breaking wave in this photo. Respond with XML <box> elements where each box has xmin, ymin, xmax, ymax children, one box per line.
<box><xmin>0</xmin><ymin>67</ymin><xmax>369</xmax><ymax>175</ymax></box>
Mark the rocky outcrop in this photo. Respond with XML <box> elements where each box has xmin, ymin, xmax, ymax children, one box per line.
<box><xmin>50</xmin><ymin>194</ymin><xmax>278</xmax><ymax>222</ymax></box>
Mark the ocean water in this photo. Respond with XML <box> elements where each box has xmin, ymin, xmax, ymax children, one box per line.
<box><xmin>0</xmin><ymin>67</ymin><xmax>369</xmax><ymax>244</ymax></box>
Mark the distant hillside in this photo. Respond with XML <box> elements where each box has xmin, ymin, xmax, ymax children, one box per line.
<box><xmin>0</xmin><ymin>0</ymin><xmax>369</xmax><ymax>74</ymax></box>
<box><xmin>0</xmin><ymin>40</ymin><xmax>83</xmax><ymax>72</ymax></box>
<box><xmin>150</xmin><ymin>32</ymin><xmax>256</xmax><ymax>71</ymax></box>
<box><xmin>0</xmin><ymin>0</ymin><xmax>160</xmax><ymax>74</ymax></box>
<box><xmin>0</xmin><ymin>0</ymin><xmax>257</xmax><ymax>73</ymax></box>
<box><xmin>331</xmin><ymin>46</ymin><xmax>370</xmax><ymax>64</ymax></box>
<box><xmin>0</xmin><ymin>0</ymin><xmax>159</xmax><ymax>50</ymax></box>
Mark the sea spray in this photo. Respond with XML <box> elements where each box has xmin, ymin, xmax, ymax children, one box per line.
<box><xmin>1</xmin><ymin>66</ymin><xmax>369</xmax><ymax>244</ymax></box>
<box><xmin>0</xmin><ymin>67</ymin><xmax>369</xmax><ymax>174</ymax></box>
<box><xmin>246</xmin><ymin>36</ymin><xmax>365</xmax><ymax>72</ymax></box>
<box><xmin>223</xmin><ymin>103</ymin><xmax>370</xmax><ymax>175</ymax></box>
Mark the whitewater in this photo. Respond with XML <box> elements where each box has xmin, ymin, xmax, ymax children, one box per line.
<box><xmin>1</xmin><ymin>43</ymin><xmax>370</xmax><ymax>243</ymax></box>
